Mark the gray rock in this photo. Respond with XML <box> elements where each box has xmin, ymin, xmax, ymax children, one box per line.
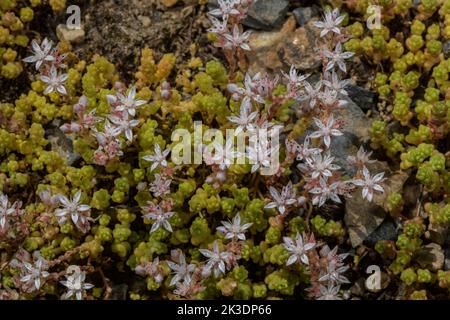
<box><xmin>444</xmin><ymin>233</ymin><xmax>450</xmax><ymax>270</ymax></box>
<box><xmin>330</xmin><ymin>97</ymin><xmax>373</xmax><ymax>175</ymax></box>
<box><xmin>428</xmin><ymin>223</ymin><xmax>448</xmax><ymax>245</ymax></box>
<box><xmin>414</xmin><ymin>243</ymin><xmax>445</xmax><ymax>271</ymax></box>
<box><xmin>363</xmin><ymin>219</ymin><xmax>398</xmax><ymax>246</ymax></box>
<box><xmin>246</xmin><ymin>16</ymin><xmax>297</xmax><ymax>73</ymax></box>
<box><xmin>350</xmin><ymin>278</ymin><xmax>366</xmax><ymax>296</ymax></box>
<box><xmin>277</xmin><ymin>19</ymin><xmax>324</xmax><ymax>71</ymax></box>
<box><xmin>443</xmin><ymin>40</ymin><xmax>450</xmax><ymax>59</ymax></box>
<box><xmin>208</xmin><ymin>0</ymin><xmax>289</xmax><ymax>30</ymax></box>
<box><xmin>346</xmin><ymin>85</ymin><xmax>378</xmax><ymax>111</ymax></box>
<box><xmin>345</xmin><ymin>194</ymin><xmax>387</xmax><ymax>248</ymax></box>
<box><xmin>56</xmin><ymin>24</ymin><xmax>85</xmax><ymax>44</ymax></box>
<box><xmin>247</xmin><ymin>16</ymin><xmax>329</xmax><ymax>73</ymax></box>
<box><xmin>244</xmin><ymin>0</ymin><xmax>290</xmax><ymax>30</ymax></box>
<box><xmin>445</xmin><ymin>258</ymin><xmax>450</xmax><ymax>271</ymax></box>
<box><xmin>292</xmin><ymin>6</ymin><xmax>319</xmax><ymax>26</ymax></box>
<box><xmin>445</xmin><ymin>247</ymin><xmax>450</xmax><ymax>270</ymax></box>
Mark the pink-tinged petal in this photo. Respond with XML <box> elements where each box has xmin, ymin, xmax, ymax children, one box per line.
<box><xmin>311</xmin><ymin>171</ymin><xmax>320</xmax><ymax>180</ymax></box>
<box><xmin>242</xmin><ymin>223</ymin><xmax>253</xmax><ymax>230</ymax></box>
<box><xmin>308</xmin><ymin>132</ymin><xmax>322</xmax><ymax>139</ymax></box>
<box><xmin>71</xmin><ymin>212</ymin><xmax>79</xmax><ymax>224</ymax></box>
<box><xmin>324</xmin><ymin>135</ymin><xmax>331</xmax><ymax>148</ymax></box>
<box><xmin>313</xmin><ymin>117</ymin><xmax>324</xmax><ymax>129</ymax></box>
<box><xmin>150</xmin><ymin>221</ymin><xmax>160</xmax><ymax>233</ymax></box>
<box><xmin>283</xmin><ymin>237</ymin><xmax>294</xmax><ymax>247</ymax></box>
<box><xmin>320</xmin><ymin>29</ymin><xmax>329</xmax><ymax>38</ymax></box>
<box><xmin>335</xmin><ymin>15</ymin><xmax>345</xmax><ymax>25</ymax></box>
<box><xmin>332</xmin><ymin>27</ymin><xmax>341</xmax><ymax>34</ymax></box>
<box><xmin>373</xmin><ymin>184</ymin><xmax>384</xmax><ymax>193</ymax></box>
<box><xmin>31</xmin><ymin>40</ymin><xmax>41</xmax><ymax>52</ymax></box>
<box><xmin>150</xmin><ymin>162</ymin><xmax>158</xmax><ymax>172</ymax></box>
<box><xmin>40</xmin><ymin>75</ymin><xmax>50</xmax><ymax>83</ymax></box>
<box><xmin>218</xmin><ymin>261</ymin><xmax>226</xmax><ymax>275</ymax></box>
<box><xmin>21</xmin><ymin>275</ymin><xmax>32</xmax><ymax>282</ymax></box>
<box><xmin>326</xmin><ymin>62</ymin><xmax>335</xmax><ymax>71</ymax></box>
<box><xmin>337</xmin><ymin>61</ymin><xmax>347</xmax><ymax>73</ymax></box>
<box><xmin>300</xmin><ymin>254</ymin><xmax>310</xmax><ymax>265</ymax></box>
<box><xmin>22</xmin><ymin>56</ymin><xmax>38</xmax><ymax>63</ymax></box>
<box><xmin>216</xmin><ymin>226</ymin><xmax>227</xmax><ymax>234</ymax></box>
<box><xmin>240</xmin><ymin>43</ymin><xmax>251</xmax><ymax>51</ymax></box>
<box><xmin>163</xmin><ymin>220</ymin><xmax>173</xmax><ymax>232</ymax></box>
<box><xmin>286</xmin><ymin>255</ymin><xmax>298</xmax><ymax>266</ymax></box>
<box><xmin>264</xmin><ymin>202</ymin><xmax>277</xmax><ymax>209</ymax></box>
<box><xmin>74</xmin><ymin>190</ymin><xmax>82</xmax><ymax>203</ymax></box>
<box><xmin>78</xmin><ymin>205</ymin><xmax>91</xmax><ymax>212</ymax></box>
<box><xmin>199</xmin><ymin>249</ymin><xmax>213</xmax><ymax>258</ymax></box>
<box><xmin>286</xmin><ymin>199</ymin><xmax>297</xmax><ymax>205</ymax></box>
<box><xmin>125</xmin><ymin>129</ymin><xmax>133</xmax><ymax>142</ymax></box>
<box><xmin>331</xmin><ymin>129</ymin><xmax>343</xmax><ymax>136</ymax></box>
<box><xmin>83</xmin><ymin>283</ymin><xmax>94</xmax><ymax>290</ymax></box>
<box><xmin>269</xmin><ymin>187</ymin><xmax>281</xmax><ymax>201</ymax></box>
<box><xmin>323</xmin><ymin>50</ymin><xmax>333</xmax><ymax>59</ymax></box>
<box><xmin>106</xmin><ymin>95</ymin><xmax>117</xmax><ymax>105</ymax></box>
<box><xmin>57</xmin><ymin>85</ymin><xmax>67</xmax><ymax>95</ymax></box>
<box><xmin>225</xmin><ymin>233</ymin><xmax>234</xmax><ymax>240</ymax></box>
<box><xmin>162</xmin><ymin>148</ymin><xmax>170</xmax><ymax>157</ymax></box>
<box><xmin>330</xmin><ymin>193</ymin><xmax>342</xmax><ymax>203</ymax></box>
<box><xmin>58</xmin><ymin>195</ymin><xmax>71</xmax><ymax>206</ymax></box>
<box><xmin>362</xmin><ymin>187</ymin><xmax>369</xmax><ymax>199</ymax></box>
<box><xmin>341</xmin><ymin>52</ymin><xmax>355</xmax><ymax>59</ymax></box>
<box><xmin>135</xmin><ymin>100</ymin><xmax>147</xmax><ymax>107</ymax></box>
<box><xmin>373</xmin><ymin>172</ymin><xmax>385</xmax><ymax>181</ymax></box>
<box><xmin>55</xmin><ymin>209</ymin><xmax>68</xmax><ymax>218</ymax></box>
<box><xmin>208</xmin><ymin>8</ymin><xmax>222</xmax><ymax>16</ymax></box>
<box><xmin>362</xmin><ymin>166</ymin><xmax>370</xmax><ymax>178</ymax></box>
<box><xmin>367</xmin><ymin>190</ymin><xmax>373</xmax><ymax>202</ymax></box>
<box><xmin>43</xmin><ymin>86</ymin><xmax>54</xmax><ymax>95</ymax></box>
<box><xmin>128</xmin><ymin>86</ymin><xmax>137</xmax><ymax>100</ymax></box>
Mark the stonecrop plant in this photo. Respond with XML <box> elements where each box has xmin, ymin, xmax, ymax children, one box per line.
<box><xmin>7</xmin><ymin>0</ymin><xmax>437</xmax><ymax>301</ymax></box>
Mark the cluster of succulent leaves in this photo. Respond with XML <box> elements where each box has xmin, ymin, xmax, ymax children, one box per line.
<box><xmin>0</xmin><ymin>0</ymin><xmax>66</xmax><ymax>79</ymax></box>
<box><xmin>334</xmin><ymin>0</ymin><xmax>450</xmax><ymax>299</ymax></box>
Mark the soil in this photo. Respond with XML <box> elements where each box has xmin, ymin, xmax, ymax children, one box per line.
<box><xmin>0</xmin><ymin>0</ymin><xmax>214</xmax><ymax>103</ymax></box>
<box><xmin>73</xmin><ymin>0</ymin><xmax>214</xmax><ymax>82</ymax></box>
